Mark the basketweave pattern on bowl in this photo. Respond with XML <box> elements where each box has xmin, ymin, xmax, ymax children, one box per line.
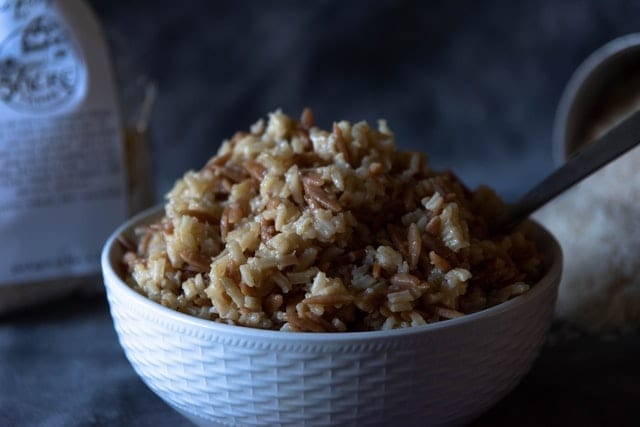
<box><xmin>106</xmin><ymin>275</ymin><xmax>556</xmax><ymax>427</ymax></box>
<box><xmin>102</xmin><ymin>207</ymin><xmax>561</xmax><ymax>427</ymax></box>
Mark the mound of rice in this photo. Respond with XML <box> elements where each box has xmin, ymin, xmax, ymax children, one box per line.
<box><xmin>121</xmin><ymin>109</ymin><xmax>542</xmax><ymax>332</ymax></box>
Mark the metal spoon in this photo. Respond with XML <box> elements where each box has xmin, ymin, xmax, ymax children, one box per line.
<box><xmin>493</xmin><ymin>108</ymin><xmax>640</xmax><ymax>232</ymax></box>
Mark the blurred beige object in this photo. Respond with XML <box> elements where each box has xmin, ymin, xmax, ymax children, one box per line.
<box><xmin>123</xmin><ymin>81</ymin><xmax>156</xmax><ymax>216</ymax></box>
<box><xmin>534</xmin><ymin>34</ymin><xmax>640</xmax><ymax>331</ymax></box>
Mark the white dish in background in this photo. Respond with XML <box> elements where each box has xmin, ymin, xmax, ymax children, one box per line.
<box><xmin>102</xmin><ymin>206</ymin><xmax>562</xmax><ymax>427</ymax></box>
<box><xmin>553</xmin><ymin>32</ymin><xmax>640</xmax><ymax>162</ymax></box>
<box><xmin>537</xmin><ymin>33</ymin><xmax>640</xmax><ymax>331</ymax></box>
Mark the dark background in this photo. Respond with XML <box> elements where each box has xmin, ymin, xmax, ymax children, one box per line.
<box><xmin>89</xmin><ymin>0</ymin><xmax>640</xmax><ymax>201</ymax></box>
<box><xmin>3</xmin><ymin>1</ymin><xmax>640</xmax><ymax>426</ymax></box>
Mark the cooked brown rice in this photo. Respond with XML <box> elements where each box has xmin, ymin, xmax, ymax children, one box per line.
<box><xmin>121</xmin><ymin>109</ymin><xmax>542</xmax><ymax>332</ymax></box>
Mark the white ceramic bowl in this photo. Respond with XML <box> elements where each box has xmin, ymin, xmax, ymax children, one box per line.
<box><xmin>101</xmin><ymin>206</ymin><xmax>562</xmax><ymax>427</ymax></box>
<box><xmin>553</xmin><ymin>33</ymin><xmax>640</xmax><ymax>163</ymax></box>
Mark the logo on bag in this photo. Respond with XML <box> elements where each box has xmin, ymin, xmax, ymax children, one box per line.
<box><xmin>0</xmin><ymin>13</ymin><xmax>82</xmax><ymax>112</ymax></box>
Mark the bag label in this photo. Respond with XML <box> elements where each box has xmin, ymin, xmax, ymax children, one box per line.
<box><xmin>0</xmin><ymin>0</ymin><xmax>127</xmax><ymax>285</ymax></box>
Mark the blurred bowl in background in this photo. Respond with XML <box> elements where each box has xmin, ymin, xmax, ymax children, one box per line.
<box><xmin>101</xmin><ymin>206</ymin><xmax>561</xmax><ymax>427</ymax></box>
<box><xmin>553</xmin><ymin>33</ymin><xmax>640</xmax><ymax>162</ymax></box>
<box><xmin>536</xmin><ymin>33</ymin><xmax>640</xmax><ymax>332</ymax></box>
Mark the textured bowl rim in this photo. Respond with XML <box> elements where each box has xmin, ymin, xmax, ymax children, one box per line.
<box><xmin>101</xmin><ymin>204</ymin><xmax>562</xmax><ymax>342</ymax></box>
<box><xmin>552</xmin><ymin>32</ymin><xmax>640</xmax><ymax>165</ymax></box>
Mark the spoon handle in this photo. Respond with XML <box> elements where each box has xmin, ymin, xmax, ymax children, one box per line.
<box><xmin>499</xmin><ymin>108</ymin><xmax>640</xmax><ymax>231</ymax></box>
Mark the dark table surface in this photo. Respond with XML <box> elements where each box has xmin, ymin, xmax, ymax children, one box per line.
<box><xmin>1</xmin><ymin>290</ymin><xmax>639</xmax><ymax>427</ymax></box>
<box><xmin>3</xmin><ymin>1</ymin><xmax>640</xmax><ymax>426</ymax></box>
